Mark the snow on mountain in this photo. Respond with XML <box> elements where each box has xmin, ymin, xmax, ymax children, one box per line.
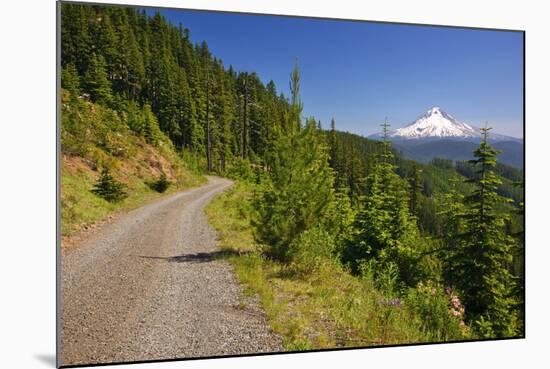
<box><xmin>389</xmin><ymin>107</ymin><xmax>480</xmax><ymax>139</ymax></box>
<box><xmin>369</xmin><ymin>107</ymin><xmax>521</xmax><ymax>143</ymax></box>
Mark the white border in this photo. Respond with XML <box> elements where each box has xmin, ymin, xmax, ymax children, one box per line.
<box><xmin>1</xmin><ymin>1</ymin><xmax>548</xmax><ymax>368</ymax></box>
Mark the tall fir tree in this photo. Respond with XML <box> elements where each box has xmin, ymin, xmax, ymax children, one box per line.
<box><xmin>61</xmin><ymin>63</ymin><xmax>81</xmax><ymax>97</ymax></box>
<box><xmin>408</xmin><ymin>163</ymin><xmax>424</xmax><ymax>218</ymax></box>
<box><xmin>255</xmin><ymin>64</ymin><xmax>335</xmax><ymax>261</ymax></box>
<box><xmin>449</xmin><ymin>126</ymin><xmax>518</xmax><ymax>338</ymax></box>
<box><xmin>83</xmin><ymin>53</ymin><xmax>113</xmax><ymax>105</ymax></box>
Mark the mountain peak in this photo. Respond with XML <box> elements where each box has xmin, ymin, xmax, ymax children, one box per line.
<box><xmin>426</xmin><ymin>106</ymin><xmax>442</xmax><ymax>115</ymax></box>
<box><xmin>368</xmin><ymin>107</ymin><xmax>521</xmax><ymax>143</ymax></box>
<box><xmin>387</xmin><ymin>107</ymin><xmax>479</xmax><ymax>139</ymax></box>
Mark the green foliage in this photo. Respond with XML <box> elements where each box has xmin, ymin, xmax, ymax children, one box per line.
<box><xmin>207</xmin><ymin>183</ymin><xmax>474</xmax><ymax>349</ymax></box>
<box><xmin>61</xmin><ymin>3</ymin><xmax>292</xmax><ymax>173</ymax></box>
<box><xmin>149</xmin><ymin>173</ymin><xmax>171</xmax><ymax>193</ymax></box>
<box><xmin>254</xmin><ymin>65</ymin><xmax>335</xmax><ymax>261</ymax></box>
<box><xmin>83</xmin><ymin>53</ymin><xmax>113</xmax><ymax>105</ymax></box>
<box><xmin>91</xmin><ymin>168</ymin><xmax>128</xmax><ymax>202</ymax></box>
<box><xmin>126</xmin><ymin>102</ymin><xmax>164</xmax><ymax>146</ymax></box>
<box><xmin>321</xmin><ymin>188</ymin><xmax>357</xmax><ymax>250</ymax></box>
<box><xmin>443</xmin><ymin>127</ymin><xmax>520</xmax><ymax>338</ymax></box>
<box><xmin>407</xmin><ymin>163</ymin><xmax>424</xmax><ymax>217</ymax></box>
<box><xmin>289</xmin><ymin>226</ymin><xmax>338</xmax><ymax>275</ymax></box>
<box><xmin>404</xmin><ymin>281</ymin><xmax>468</xmax><ymax>341</ymax></box>
<box><xmin>61</xmin><ymin>3</ymin><xmax>524</xmax><ymax>341</ymax></box>
<box><xmin>225</xmin><ymin>157</ymin><xmax>256</xmax><ymax>182</ymax></box>
<box><xmin>61</xmin><ymin>63</ymin><xmax>81</xmax><ymax>97</ymax></box>
<box><xmin>431</xmin><ymin>157</ymin><xmax>454</xmax><ymax>170</ymax></box>
<box><xmin>456</xmin><ymin>159</ymin><xmax>523</xmax><ymax>203</ymax></box>
<box><xmin>350</xmin><ymin>122</ymin><xmax>417</xmax><ymax>272</ymax></box>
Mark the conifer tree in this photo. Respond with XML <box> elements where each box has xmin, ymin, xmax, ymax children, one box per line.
<box><xmin>61</xmin><ymin>63</ymin><xmax>81</xmax><ymax>97</ymax></box>
<box><xmin>83</xmin><ymin>53</ymin><xmax>113</xmax><ymax>105</ymax></box>
<box><xmin>353</xmin><ymin>119</ymin><xmax>412</xmax><ymax>257</ymax></box>
<box><xmin>408</xmin><ymin>163</ymin><xmax>424</xmax><ymax>217</ymax></box>
<box><xmin>255</xmin><ymin>64</ymin><xmax>335</xmax><ymax>261</ymax></box>
<box><xmin>349</xmin><ymin>119</ymin><xmax>426</xmax><ymax>286</ymax></box>
<box><xmin>61</xmin><ymin>4</ymin><xmax>92</xmax><ymax>74</ymax></box>
<box><xmin>91</xmin><ymin>168</ymin><xmax>127</xmax><ymax>202</ymax></box>
<box><xmin>450</xmin><ymin>126</ymin><xmax>518</xmax><ymax>338</ymax></box>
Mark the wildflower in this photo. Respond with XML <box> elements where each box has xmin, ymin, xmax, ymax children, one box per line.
<box><xmin>390</xmin><ymin>298</ymin><xmax>401</xmax><ymax>307</ymax></box>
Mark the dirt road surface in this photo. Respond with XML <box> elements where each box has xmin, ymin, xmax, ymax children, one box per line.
<box><xmin>60</xmin><ymin>177</ymin><xmax>282</xmax><ymax>366</ymax></box>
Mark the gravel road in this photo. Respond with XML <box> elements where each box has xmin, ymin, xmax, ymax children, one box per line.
<box><xmin>60</xmin><ymin>177</ymin><xmax>283</xmax><ymax>366</ymax></box>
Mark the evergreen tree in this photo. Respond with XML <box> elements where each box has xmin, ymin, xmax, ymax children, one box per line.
<box><xmin>349</xmin><ymin>119</ymin><xmax>429</xmax><ymax>286</ymax></box>
<box><xmin>353</xmin><ymin>119</ymin><xmax>412</xmax><ymax>259</ymax></box>
<box><xmin>61</xmin><ymin>63</ymin><xmax>81</xmax><ymax>97</ymax></box>
<box><xmin>91</xmin><ymin>168</ymin><xmax>128</xmax><ymax>202</ymax></box>
<box><xmin>449</xmin><ymin>126</ymin><xmax>518</xmax><ymax>338</ymax></box>
<box><xmin>83</xmin><ymin>53</ymin><xmax>113</xmax><ymax>105</ymax></box>
<box><xmin>61</xmin><ymin>4</ymin><xmax>92</xmax><ymax>73</ymax></box>
<box><xmin>408</xmin><ymin>163</ymin><xmax>424</xmax><ymax>217</ymax></box>
<box><xmin>255</xmin><ymin>64</ymin><xmax>335</xmax><ymax>261</ymax></box>
<box><xmin>151</xmin><ymin>173</ymin><xmax>170</xmax><ymax>193</ymax></box>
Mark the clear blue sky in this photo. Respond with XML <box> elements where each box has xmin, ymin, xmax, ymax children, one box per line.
<box><xmin>149</xmin><ymin>8</ymin><xmax>524</xmax><ymax>138</ymax></box>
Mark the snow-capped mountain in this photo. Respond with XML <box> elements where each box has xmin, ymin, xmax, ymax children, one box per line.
<box><xmin>367</xmin><ymin>107</ymin><xmax>524</xmax><ymax>168</ymax></box>
<box><xmin>389</xmin><ymin>107</ymin><xmax>479</xmax><ymax>139</ymax></box>
<box><xmin>369</xmin><ymin>107</ymin><xmax>521</xmax><ymax>143</ymax></box>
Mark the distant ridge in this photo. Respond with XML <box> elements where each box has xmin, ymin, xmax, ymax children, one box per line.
<box><xmin>368</xmin><ymin>107</ymin><xmax>523</xmax><ymax>168</ymax></box>
<box><xmin>369</xmin><ymin>107</ymin><xmax>522</xmax><ymax>143</ymax></box>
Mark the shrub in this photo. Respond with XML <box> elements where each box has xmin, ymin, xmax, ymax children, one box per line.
<box><xmin>149</xmin><ymin>173</ymin><xmax>171</xmax><ymax>193</ymax></box>
<box><xmin>91</xmin><ymin>168</ymin><xmax>128</xmax><ymax>202</ymax></box>
<box><xmin>289</xmin><ymin>226</ymin><xmax>338</xmax><ymax>275</ymax></box>
<box><xmin>225</xmin><ymin>157</ymin><xmax>255</xmax><ymax>182</ymax></box>
<box><xmin>359</xmin><ymin>259</ymin><xmax>400</xmax><ymax>296</ymax></box>
<box><xmin>404</xmin><ymin>281</ymin><xmax>468</xmax><ymax>341</ymax></box>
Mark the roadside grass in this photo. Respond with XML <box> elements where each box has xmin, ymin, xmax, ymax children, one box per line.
<box><xmin>206</xmin><ymin>181</ymin><xmax>471</xmax><ymax>351</ymax></box>
<box><xmin>61</xmin><ymin>157</ymin><xmax>204</xmax><ymax>237</ymax></box>
<box><xmin>60</xmin><ymin>90</ymin><xmax>206</xmax><ymax>238</ymax></box>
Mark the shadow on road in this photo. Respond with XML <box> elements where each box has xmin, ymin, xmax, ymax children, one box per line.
<box><xmin>137</xmin><ymin>250</ymin><xmax>241</xmax><ymax>264</ymax></box>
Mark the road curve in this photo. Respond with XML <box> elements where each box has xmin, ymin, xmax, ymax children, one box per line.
<box><xmin>60</xmin><ymin>176</ymin><xmax>282</xmax><ymax>366</ymax></box>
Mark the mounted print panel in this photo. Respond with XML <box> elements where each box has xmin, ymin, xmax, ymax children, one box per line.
<box><xmin>58</xmin><ymin>1</ymin><xmax>525</xmax><ymax>367</ymax></box>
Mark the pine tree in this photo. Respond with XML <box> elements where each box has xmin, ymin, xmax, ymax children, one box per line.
<box><xmin>61</xmin><ymin>4</ymin><xmax>92</xmax><ymax>73</ymax></box>
<box><xmin>151</xmin><ymin>173</ymin><xmax>170</xmax><ymax>193</ymax></box>
<box><xmin>349</xmin><ymin>119</ymin><xmax>424</xmax><ymax>285</ymax></box>
<box><xmin>328</xmin><ymin>118</ymin><xmax>343</xmax><ymax>187</ymax></box>
<box><xmin>354</xmin><ymin>119</ymin><xmax>410</xmax><ymax>256</ymax></box>
<box><xmin>408</xmin><ymin>163</ymin><xmax>424</xmax><ymax>217</ymax></box>
<box><xmin>437</xmin><ymin>179</ymin><xmax>466</xmax><ymax>286</ymax></box>
<box><xmin>255</xmin><ymin>64</ymin><xmax>335</xmax><ymax>261</ymax></box>
<box><xmin>450</xmin><ymin>126</ymin><xmax>518</xmax><ymax>338</ymax></box>
<box><xmin>91</xmin><ymin>168</ymin><xmax>128</xmax><ymax>202</ymax></box>
<box><xmin>61</xmin><ymin>63</ymin><xmax>81</xmax><ymax>97</ymax></box>
<box><xmin>83</xmin><ymin>53</ymin><xmax>113</xmax><ymax>105</ymax></box>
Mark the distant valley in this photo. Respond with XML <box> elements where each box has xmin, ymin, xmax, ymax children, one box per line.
<box><xmin>369</xmin><ymin>107</ymin><xmax>523</xmax><ymax>168</ymax></box>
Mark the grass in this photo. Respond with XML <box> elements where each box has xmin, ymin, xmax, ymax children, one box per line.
<box><xmin>61</xmin><ymin>157</ymin><xmax>203</xmax><ymax>236</ymax></box>
<box><xmin>60</xmin><ymin>91</ymin><xmax>206</xmax><ymax>237</ymax></box>
<box><xmin>206</xmin><ymin>181</ymin><xmax>470</xmax><ymax>351</ymax></box>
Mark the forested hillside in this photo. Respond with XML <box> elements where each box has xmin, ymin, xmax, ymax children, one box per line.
<box><xmin>61</xmin><ymin>3</ymin><xmax>524</xmax><ymax>346</ymax></box>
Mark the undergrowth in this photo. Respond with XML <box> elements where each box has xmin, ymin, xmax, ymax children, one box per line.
<box><xmin>205</xmin><ymin>181</ymin><xmax>473</xmax><ymax>351</ymax></box>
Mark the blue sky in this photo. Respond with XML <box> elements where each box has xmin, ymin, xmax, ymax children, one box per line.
<box><xmin>149</xmin><ymin>8</ymin><xmax>524</xmax><ymax>138</ymax></box>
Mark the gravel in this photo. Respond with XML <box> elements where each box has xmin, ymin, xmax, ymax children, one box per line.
<box><xmin>60</xmin><ymin>177</ymin><xmax>283</xmax><ymax>366</ymax></box>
